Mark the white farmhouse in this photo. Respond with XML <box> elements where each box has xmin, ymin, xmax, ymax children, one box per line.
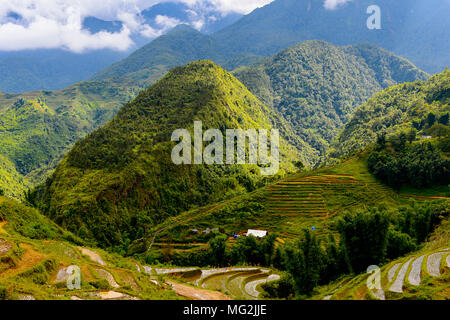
<box><xmin>246</xmin><ymin>229</ymin><xmax>268</xmax><ymax>238</ymax></box>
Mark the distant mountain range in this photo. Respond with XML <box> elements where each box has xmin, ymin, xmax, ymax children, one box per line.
<box><xmin>0</xmin><ymin>2</ymin><xmax>242</xmax><ymax>93</ymax></box>
<box><xmin>0</xmin><ymin>0</ymin><xmax>448</xmax><ymax>93</ymax></box>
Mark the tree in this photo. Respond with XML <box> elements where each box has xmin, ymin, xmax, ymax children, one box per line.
<box><xmin>428</xmin><ymin>123</ymin><xmax>450</xmax><ymax>139</ymax></box>
<box><xmin>438</xmin><ymin>113</ymin><xmax>449</xmax><ymax>125</ymax></box>
<box><xmin>427</xmin><ymin>112</ymin><xmax>436</xmax><ymax>127</ymax></box>
<box><xmin>406</xmin><ymin>128</ymin><xmax>417</xmax><ymax>143</ymax></box>
<box><xmin>208</xmin><ymin>234</ymin><xmax>228</xmax><ymax>266</ymax></box>
<box><xmin>0</xmin><ymin>189</ymin><xmax>4</xmax><ymax>196</ymax></box>
<box><xmin>336</xmin><ymin>208</ymin><xmax>390</xmax><ymax>273</ymax></box>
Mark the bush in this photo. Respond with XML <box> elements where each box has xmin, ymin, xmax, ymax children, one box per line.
<box><xmin>386</xmin><ymin>227</ymin><xmax>417</xmax><ymax>260</ymax></box>
<box><xmin>260</xmin><ymin>273</ymin><xmax>295</xmax><ymax>299</ymax></box>
<box><xmin>0</xmin><ymin>286</ymin><xmax>10</xmax><ymax>300</ymax></box>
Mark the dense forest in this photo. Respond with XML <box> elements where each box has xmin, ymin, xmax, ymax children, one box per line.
<box><xmin>328</xmin><ymin>69</ymin><xmax>450</xmax><ymax>162</ymax></box>
<box><xmin>234</xmin><ymin>41</ymin><xmax>428</xmax><ymax>155</ymax></box>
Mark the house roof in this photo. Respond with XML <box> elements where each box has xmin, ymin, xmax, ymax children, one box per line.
<box><xmin>246</xmin><ymin>229</ymin><xmax>268</xmax><ymax>238</ymax></box>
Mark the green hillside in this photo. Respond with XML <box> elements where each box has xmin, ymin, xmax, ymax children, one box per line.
<box><xmin>234</xmin><ymin>41</ymin><xmax>428</xmax><ymax>154</ymax></box>
<box><xmin>38</xmin><ymin>61</ymin><xmax>313</xmax><ymax>251</ymax></box>
<box><xmin>328</xmin><ymin>69</ymin><xmax>450</xmax><ymax>162</ymax></box>
<box><xmin>0</xmin><ymin>196</ymin><xmax>181</xmax><ymax>300</ymax></box>
<box><xmin>0</xmin><ymin>79</ymin><xmax>142</xmax><ymax>199</ymax></box>
<box><xmin>312</xmin><ymin>218</ymin><xmax>449</xmax><ymax>300</ymax></box>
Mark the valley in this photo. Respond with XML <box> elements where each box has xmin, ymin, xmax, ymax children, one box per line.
<box><xmin>0</xmin><ymin>0</ymin><xmax>448</xmax><ymax>303</ymax></box>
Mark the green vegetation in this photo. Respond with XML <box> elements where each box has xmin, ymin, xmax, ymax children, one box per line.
<box><xmin>328</xmin><ymin>69</ymin><xmax>450</xmax><ymax>162</ymax></box>
<box><xmin>234</xmin><ymin>41</ymin><xmax>428</xmax><ymax>155</ymax></box>
<box><xmin>0</xmin><ymin>78</ymin><xmax>142</xmax><ymax>199</ymax></box>
<box><xmin>368</xmin><ymin>134</ymin><xmax>449</xmax><ymax>189</ymax></box>
<box><xmin>0</xmin><ymin>197</ymin><xmax>181</xmax><ymax>300</ymax></box>
<box><xmin>214</xmin><ymin>0</ymin><xmax>449</xmax><ymax>74</ymax></box>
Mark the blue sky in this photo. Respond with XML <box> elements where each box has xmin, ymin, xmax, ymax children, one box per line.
<box><xmin>0</xmin><ymin>0</ymin><xmax>351</xmax><ymax>52</ymax></box>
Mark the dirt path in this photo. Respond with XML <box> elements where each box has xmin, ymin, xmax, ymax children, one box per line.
<box><xmin>96</xmin><ymin>269</ymin><xmax>120</xmax><ymax>288</ymax></box>
<box><xmin>167</xmin><ymin>280</ymin><xmax>231</xmax><ymax>300</ymax></box>
<box><xmin>408</xmin><ymin>255</ymin><xmax>425</xmax><ymax>286</ymax></box>
<box><xmin>78</xmin><ymin>247</ymin><xmax>105</xmax><ymax>265</ymax></box>
<box><xmin>389</xmin><ymin>258</ymin><xmax>413</xmax><ymax>293</ymax></box>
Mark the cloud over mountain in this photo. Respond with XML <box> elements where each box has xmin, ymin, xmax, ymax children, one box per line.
<box><xmin>0</xmin><ymin>0</ymin><xmax>273</xmax><ymax>52</ymax></box>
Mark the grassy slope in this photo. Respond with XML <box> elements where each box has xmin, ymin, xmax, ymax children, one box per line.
<box><xmin>0</xmin><ymin>196</ymin><xmax>180</xmax><ymax>300</ymax></box>
<box><xmin>311</xmin><ymin>218</ymin><xmax>449</xmax><ymax>300</ymax></box>
<box><xmin>0</xmin><ymin>79</ymin><xmax>143</xmax><ymax>199</ymax></box>
<box><xmin>149</xmin><ymin>153</ymin><xmax>448</xmax><ymax>252</ymax></box>
<box><xmin>40</xmin><ymin>61</ymin><xmax>313</xmax><ymax>249</ymax></box>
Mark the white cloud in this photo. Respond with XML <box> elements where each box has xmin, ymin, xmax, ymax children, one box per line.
<box><xmin>0</xmin><ymin>0</ymin><xmax>275</xmax><ymax>52</ymax></box>
<box><xmin>323</xmin><ymin>0</ymin><xmax>353</xmax><ymax>10</ymax></box>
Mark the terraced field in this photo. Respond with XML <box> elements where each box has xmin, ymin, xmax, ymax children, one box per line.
<box><xmin>316</xmin><ymin>247</ymin><xmax>450</xmax><ymax>300</ymax></box>
<box><xmin>197</xmin><ymin>268</ymin><xmax>279</xmax><ymax>300</ymax></box>
<box><xmin>161</xmin><ymin>267</ymin><xmax>280</xmax><ymax>300</ymax></box>
<box><xmin>267</xmin><ymin>175</ymin><xmax>361</xmax><ymax>218</ymax></box>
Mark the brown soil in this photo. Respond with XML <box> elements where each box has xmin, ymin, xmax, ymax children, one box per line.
<box><xmin>167</xmin><ymin>280</ymin><xmax>231</xmax><ymax>300</ymax></box>
<box><xmin>0</xmin><ymin>244</ymin><xmax>47</xmax><ymax>279</ymax></box>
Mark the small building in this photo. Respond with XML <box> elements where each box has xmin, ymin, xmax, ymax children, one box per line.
<box><xmin>420</xmin><ymin>135</ymin><xmax>433</xmax><ymax>140</ymax></box>
<box><xmin>246</xmin><ymin>229</ymin><xmax>268</xmax><ymax>238</ymax></box>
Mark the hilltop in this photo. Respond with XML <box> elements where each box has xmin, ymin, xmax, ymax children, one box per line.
<box><xmin>38</xmin><ymin>61</ymin><xmax>312</xmax><ymax>250</ymax></box>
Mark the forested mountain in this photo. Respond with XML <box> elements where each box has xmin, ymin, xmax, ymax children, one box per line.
<box><xmin>328</xmin><ymin>69</ymin><xmax>450</xmax><ymax>161</ymax></box>
<box><xmin>92</xmin><ymin>25</ymin><xmax>229</xmax><ymax>82</ymax></box>
<box><xmin>38</xmin><ymin>61</ymin><xmax>312</xmax><ymax>249</ymax></box>
<box><xmin>0</xmin><ymin>79</ymin><xmax>142</xmax><ymax>199</ymax></box>
<box><xmin>0</xmin><ymin>50</ymin><xmax>126</xmax><ymax>93</ymax></box>
<box><xmin>234</xmin><ymin>41</ymin><xmax>428</xmax><ymax>154</ymax></box>
<box><xmin>214</xmin><ymin>0</ymin><xmax>450</xmax><ymax>74</ymax></box>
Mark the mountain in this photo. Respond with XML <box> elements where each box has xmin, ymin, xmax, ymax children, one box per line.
<box><xmin>139</xmin><ymin>2</ymin><xmax>243</xmax><ymax>35</ymax></box>
<box><xmin>0</xmin><ymin>78</ymin><xmax>142</xmax><ymax>199</ymax></box>
<box><xmin>0</xmin><ymin>50</ymin><xmax>126</xmax><ymax>93</ymax></box>
<box><xmin>213</xmin><ymin>0</ymin><xmax>450</xmax><ymax>74</ymax></box>
<box><xmin>38</xmin><ymin>61</ymin><xmax>312</xmax><ymax>249</ymax></box>
<box><xmin>92</xmin><ymin>25</ymin><xmax>229</xmax><ymax>83</ymax></box>
<box><xmin>328</xmin><ymin>69</ymin><xmax>450</xmax><ymax>162</ymax></box>
<box><xmin>234</xmin><ymin>41</ymin><xmax>429</xmax><ymax>154</ymax></box>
